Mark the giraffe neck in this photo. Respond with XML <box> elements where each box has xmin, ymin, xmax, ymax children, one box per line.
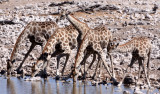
<box><xmin>116</xmin><ymin>41</ymin><xmax>134</xmax><ymax>53</ymax></box>
<box><xmin>10</xmin><ymin>23</ymin><xmax>31</xmax><ymax>62</ymax></box>
<box><xmin>67</xmin><ymin>15</ymin><xmax>89</xmax><ymax>40</ymax></box>
<box><xmin>42</xmin><ymin>34</ymin><xmax>57</xmax><ymax>54</ymax></box>
<box><xmin>10</xmin><ymin>21</ymin><xmax>58</xmax><ymax>62</ymax></box>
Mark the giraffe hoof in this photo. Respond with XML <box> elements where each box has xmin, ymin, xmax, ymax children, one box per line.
<box><xmin>91</xmin><ymin>81</ymin><xmax>98</xmax><ymax>86</ymax></box>
<box><xmin>117</xmin><ymin>82</ymin><xmax>122</xmax><ymax>87</ymax></box>
<box><xmin>17</xmin><ymin>70</ymin><xmax>23</xmax><ymax>74</ymax></box>
<box><xmin>55</xmin><ymin>75</ymin><xmax>60</xmax><ymax>80</ymax></box>
<box><xmin>111</xmin><ymin>77</ymin><xmax>119</xmax><ymax>86</ymax></box>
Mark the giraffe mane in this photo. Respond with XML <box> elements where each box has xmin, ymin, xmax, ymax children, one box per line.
<box><xmin>74</xmin><ymin>32</ymin><xmax>89</xmax><ymax>67</ymax></box>
<box><xmin>118</xmin><ymin>37</ymin><xmax>137</xmax><ymax>47</ymax></box>
<box><xmin>69</xmin><ymin>15</ymin><xmax>89</xmax><ymax>28</ymax></box>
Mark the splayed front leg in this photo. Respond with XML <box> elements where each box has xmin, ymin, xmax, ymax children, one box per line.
<box><xmin>16</xmin><ymin>43</ymin><xmax>36</xmax><ymax>74</ymax></box>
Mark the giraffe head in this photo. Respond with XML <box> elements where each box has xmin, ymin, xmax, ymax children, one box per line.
<box><xmin>31</xmin><ymin>60</ymin><xmax>44</xmax><ymax>77</ymax></box>
<box><xmin>31</xmin><ymin>53</ymin><xmax>49</xmax><ymax>77</ymax></box>
<box><xmin>108</xmin><ymin>40</ymin><xmax>119</xmax><ymax>53</ymax></box>
<box><xmin>6</xmin><ymin>59</ymin><xmax>14</xmax><ymax>71</ymax></box>
<box><xmin>56</xmin><ymin>6</ymin><xmax>71</xmax><ymax>22</ymax></box>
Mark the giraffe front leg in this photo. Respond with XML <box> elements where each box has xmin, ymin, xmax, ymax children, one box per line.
<box><xmin>42</xmin><ymin>60</ymin><xmax>50</xmax><ymax>78</ymax></box>
<box><xmin>99</xmin><ymin>59</ymin><xmax>103</xmax><ymax>80</ymax></box>
<box><xmin>31</xmin><ymin>60</ymin><xmax>44</xmax><ymax>77</ymax></box>
<box><xmin>92</xmin><ymin>56</ymin><xmax>101</xmax><ymax>80</ymax></box>
<box><xmin>87</xmin><ymin>53</ymin><xmax>97</xmax><ymax>70</ymax></box>
<box><xmin>16</xmin><ymin>42</ymin><xmax>36</xmax><ymax>74</ymax></box>
<box><xmin>61</xmin><ymin>54</ymin><xmax>70</xmax><ymax>76</ymax></box>
<box><xmin>56</xmin><ymin>55</ymin><xmax>61</xmax><ymax>80</ymax></box>
<box><xmin>7</xmin><ymin>60</ymin><xmax>14</xmax><ymax>78</ymax></box>
<box><xmin>92</xmin><ymin>43</ymin><xmax>117</xmax><ymax>84</ymax></box>
<box><xmin>136</xmin><ymin>59</ymin><xmax>142</xmax><ymax>87</ymax></box>
<box><xmin>118</xmin><ymin>56</ymin><xmax>137</xmax><ymax>86</ymax></box>
<box><xmin>142</xmin><ymin>57</ymin><xmax>151</xmax><ymax>88</ymax></box>
<box><xmin>80</xmin><ymin>51</ymin><xmax>92</xmax><ymax>79</ymax></box>
<box><xmin>100</xmin><ymin>52</ymin><xmax>113</xmax><ymax>79</ymax></box>
<box><xmin>108</xmin><ymin>53</ymin><xmax>115</xmax><ymax>78</ymax></box>
<box><xmin>59</xmin><ymin>47</ymin><xmax>72</xmax><ymax>80</ymax></box>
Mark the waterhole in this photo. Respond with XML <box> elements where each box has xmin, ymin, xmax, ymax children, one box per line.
<box><xmin>0</xmin><ymin>77</ymin><xmax>159</xmax><ymax>94</ymax></box>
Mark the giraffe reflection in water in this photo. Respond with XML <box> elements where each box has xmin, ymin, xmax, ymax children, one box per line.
<box><xmin>2</xmin><ymin>78</ymin><xmax>159</xmax><ymax>94</ymax></box>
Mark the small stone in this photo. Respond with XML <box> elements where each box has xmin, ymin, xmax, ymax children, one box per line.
<box><xmin>24</xmin><ymin>77</ymin><xmax>41</xmax><ymax>81</ymax></box>
<box><xmin>123</xmin><ymin>76</ymin><xmax>134</xmax><ymax>85</ymax></box>
<box><xmin>123</xmin><ymin>90</ymin><xmax>130</xmax><ymax>94</ymax></box>
<box><xmin>134</xmin><ymin>88</ymin><xmax>144</xmax><ymax>94</ymax></box>
<box><xmin>145</xmin><ymin>14</ymin><xmax>152</xmax><ymax>20</ymax></box>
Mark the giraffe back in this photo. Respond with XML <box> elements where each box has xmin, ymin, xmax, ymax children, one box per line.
<box><xmin>86</xmin><ymin>25</ymin><xmax>112</xmax><ymax>49</ymax></box>
<box><xmin>10</xmin><ymin>21</ymin><xmax>58</xmax><ymax>62</ymax></box>
<box><xmin>33</xmin><ymin>25</ymin><xmax>78</xmax><ymax>70</ymax></box>
<box><xmin>42</xmin><ymin>25</ymin><xmax>78</xmax><ymax>55</ymax></box>
<box><xmin>111</xmin><ymin>37</ymin><xmax>151</xmax><ymax>57</ymax></box>
<box><xmin>74</xmin><ymin>25</ymin><xmax>112</xmax><ymax>67</ymax></box>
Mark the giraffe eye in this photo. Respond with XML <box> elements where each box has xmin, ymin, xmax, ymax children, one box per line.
<box><xmin>110</xmin><ymin>43</ymin><xmax>113</xmax><ymax>46</ymax></box>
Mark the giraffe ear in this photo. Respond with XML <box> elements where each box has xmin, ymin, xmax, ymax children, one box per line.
<box><xmin>116</xmin><ymin>43</ymin><xmax>119</xmax><ymax>47</ymax></box>
<box><xmin>6</xmin><ymin>59</ymin><xmax>10</xmax><ymax>62</ymax></box>
<box><xmin>11</xmin><ymin>59</ymin><xmax>15</xmax><ymax>63</ymax></box>
<box><xmin>109</xmin><ymin>42</ymin><xmax>114</xmax><ymax>46</ymax></box>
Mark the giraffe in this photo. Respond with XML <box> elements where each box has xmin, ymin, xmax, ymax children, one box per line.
<box><xmin>31</xmin><ymin>14</ymin><xmax>100</xmax><ymax>79</ymax></box>
<box><xmin>31</xmin><ymin>25</ymin><xmax>79</xmax><ymax>78</ymax></box>
<box><xmin>64</xmin><ymin>13</ymin><xmax>112</xmax><ymax>78</ymax></box>
<box><xmin>56</xmin><ymin>9</ymin><xmax>102</xmax><ymax>79</ymax></box>
<box><xmin>7</xmin><ymin>21</ymin><xmax>58</xmax><ymax>77</ymax></box>
<box><xmin>69</xmin><ymin>24</ymin><xmax>116</xmax><ymax>83</ymax></box>
<box><xmin>62</xmin><ymin>11</ymin><xmax>116</xmax><ymax>83</ymax></box>
<box><xmin>108</xmin><ymin>37</ymin><xmax>151</xmax><ymax>88</ymax></box>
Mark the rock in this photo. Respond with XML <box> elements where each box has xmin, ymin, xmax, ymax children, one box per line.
<box><xmin>114</xmin><ymin>66</ymin><xmax>121</xmax><ymax>71</ymax></box>
<box><xmin>123</xmin><ymin>90</ymin><xmax>130</xmax><ymax>94</ymax></box>
<box><xmin>152</xmin><ymin>4</ymin><xmax>158</xmax><ymax>12</ymax></box>
<box><xmin>123</xmin><ymin>75</ymin><xmax>135</xmax><ymax>85</ymax></box>
<box><xmin>49</xmin><ymin>1</ymin><xmax>74</xmax><ymax>7</ymax></box>
<box><xmin>0</xmin><ymin>0</ymin><xmax>8</xmax><ymax>3</ymax></box>
<box><xmin>134</xmin><ymin>88</ymin><xmax>144</xmax><ymax>94</ymax></box>
<box><xmin>140</xmin><ymin>85</ymin><xmax>144</xmax><ymax>89</ymax></box>
<box><xmin>24</xmin><ymin>77</ymin><xmax>41</xmax><ymax>81</ymax></box>
<box><xmin>145</xmin><ymin>14</ymin><xmax>153</xmax><ymax>20</ymax></box>
<box><xmin>134</xmin><ymin>91</ymin><xmax>144</xmax><ymax>94</ymax></box>
<box><xmin>91</xmin><ymin>80</ymin><xmax>98</xmax><ymax>86</ymax></box>
<box><xmin>149</xmin><ymin>74</ymin><xmax>156</xmax><ymax>80</ymax></box>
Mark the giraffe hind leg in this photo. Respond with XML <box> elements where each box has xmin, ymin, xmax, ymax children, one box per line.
<box><xmin>87</xmin><ymin>53</ymin><xmax>97</xmax><ymax>70</ymax></box>
<box><xmin>61</xmin><ymin>54</ymin><xmax>69</xmax><ymax>76</ymax></box>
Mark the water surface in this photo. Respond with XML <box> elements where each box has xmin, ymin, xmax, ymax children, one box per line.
<box><xmin>0</xmin><ymin>77</ymin><xmax>159</xmax><ymax>94</ymax></box>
